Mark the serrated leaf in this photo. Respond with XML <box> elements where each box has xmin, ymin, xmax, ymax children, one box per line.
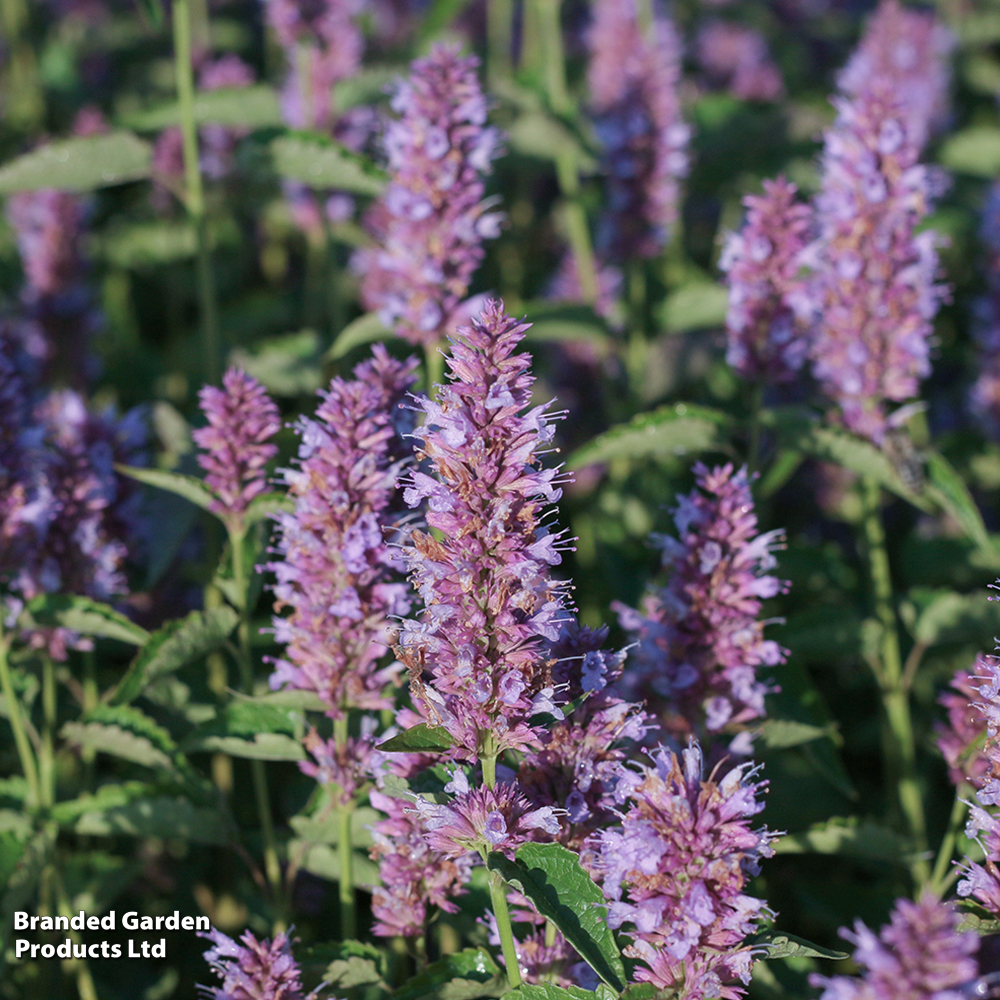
<box><xmin>320</xmin><ymin>940</ymin><xmax>386</xmax><ymax>991</ymax></box>
<box><xmin>660</xmin><ymin>282</ymin><xmax>728</xmax><ymax>333</ymax></box>
<box><xmin>955</xmin><ymin>899</ymin><xmax>1000</xmax><ymax>933</ymax></box>
<box><xmin>912</xmin><ymin>590</ymin><xmax>1000</xmax><ymax>646</ymax></box>
<box><xmin>391</xmin><ymin>947</ymin><xmax>505</xmax><ymax>1000</ymax></box>
<box><xmin>568</xmin><ymin>404</ymin><xmax>730</xmax><ymax>469</ymax></box>
<box><xmin>756</xmin><ymin>719</ymin><xmax>830</xmax><ymax>750</ymax></box>
<box><xmin>939</xmin><ymin>126</ymin><xmax>1000</xmax><ymax>177</ymax></box>
<box><xmin>376</xmin><ymin>724</ymin><xmax>454</xmax><ymax>754</ymax></box>
<box><xmin>507</xmin><ymin>985</ymin><xmax>598</xmax><ymax>1000</ymax></box>
<box><xmin>290</xmin><ymin>807</ymin><xmax>379</xmax><ymax>848</ymax></box>
<box><xmin>0</xmin><ymin>132</ymin><xmax>152</xmax><ymax>194</ymax></box>
<box><xmin>24</xmin><ymin>594</ymin><xmax>149</xmax><ymax>646</ymax></box>
<box><xmin>773</xmin><ymin>816</ymin><xmax>907</xmax><ymax>865</ymax></box>
<box><xmin>488</xmin><ymin>843</ymin><xmax>626</xmax><ymax>991</ymax></box>
<box><xmin>268</xmin><ymin>134</ymin><xmax>386</xmax><ymax>194</ymax></box>
<box><xmin>751</xmin><ymin>930</ymin><xmax>848</xmax><ymax>961</ymax></box>
<box><xmin>62</xmin><ymin>704</ymin><xmax>180</xmax><ymax>772</ymax></box>
<box><xmin>122</xmin><ymin>84</ymin><xmax>282</xmax><ymax>131</ymax></box>
<box><xmin>111</xmin><ymin>607</ymin><xmax>239</xmax><ymax>705</ymax></box>
<box><xmin>326</xmin><ymin>312</ymin><xmax>392</xmax><ymax>360</ymax></box>
<box><xmin>924</xmin><ymin>450</ymin><xmax>992</xmax><ymax>551</ymax></box>
<box><xmin>117</xmin><ymin>464</ymin><xmax>216</xmax><ymax>512</ymax></box>
<box><xmin>183</xmin><ymin>700</ymin><xmax>304</xmax><ymax>760</ymax></box>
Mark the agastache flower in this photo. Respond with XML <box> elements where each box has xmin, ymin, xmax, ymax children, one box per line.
<box><xmin>811</xmin><ymin>895</ymin><xmax>977</xmax><ymax>1000</ymax></box>
<box><xmin>615</xmin><ymin>463</ymin><xmax>787</xmax><ymax>740</ymax></box>
<box><xmin>806</xmin><ymin>78</ymin><xmax>947</xmax><ymax>444</ymax></box>
<box><xmin>199</xmin><ymin>927</ymin><xmax>315</xmax><ymax>1000</ymax></box>
<box><xmin>589</xmin><ymin>742</ymin><xmax>775</xmax><ymax>1000</ymax></box>
<box><xmin>193</xmin><ymin>368</ymin><xmax>281</xmax><ymax>524</ymax></box>
<box><xmin>837</xmin><ymin>0</ymin><xmax>952</xmax><ymax>154</ymax></box>
<box><xmin>936</xmin><ymin>668</ymin><xmax>992</xmax><ymax>790</ymax></box>
<box><xmin>695</xmin><ymin>22</ymin><xmax>784</xmax><ymax>103</ymax></box>
<box><xmin>298</xmin><ymin>726</ymin><xmax>374</xmax><ymax>807</ymax></box>
<box><xmin>368</xmin><ymin>786</ymin><xmax>474</xmax><ymax>938</ymax></box>
<box><xmin>394</xmin><ymin>300</ymin><xmax>574</xmax><ymax>759</ymax></box>
<box><xmin>267</xmin><ymin>346</ymin><xmax>418</xmax><ymax>716</ymax></box>
<box><xmin>588</xmin><ymin>0</ymin><xmax>690</xmax><ymax>262</ymax></box>
<box><xmin>357</xmin><ymin>45</ymin><xmax>503</xmax><ymax>346</ymax></box>
<box><xmin>719</xmin><ymin>177</ymin><xmax>812</xmax><ymax>384</ymax></box>
<box><xmin>971</xmin><ymin>183</ymin><xmax>1000</xmax><ymax>440</ymax></box>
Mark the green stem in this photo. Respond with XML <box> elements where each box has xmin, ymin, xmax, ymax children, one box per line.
<box><xmin>53</xmin><ymin>868</ymin><xmax>98</xmax><ymax>1000</ymax></box>
<box><xmin>0</xmin><ymin>0</ymin><xmax>43</xmax><ymax>130</ymax></box>
<box><xmin>861</xmin><ymin>475</ymin><xmax>929</xmax><ymax>884</ymax></box>
<box><xmin>424</xmin><ymin>343</ymin><xmax>444</xmax><ymax>393</ymax></box>
<box><xmin>40</xmin><ymin>654</ymin><xmax>56</xmax><ymax>810</ymax></box>
<box><xmin>538</xmin><ymin>0</ymin><xmax>569</xmax><ymax>115</ymax></box>
<box><xmin>334</xmin><ymin>713</ymin><xmax>356</xmax><ymax>940</ymax></box>
<box><xmin>488</xmin><ymin>867</ymin><xmax>523</xmax><ymax>989</ymax></box>
<box><xmin>0</xmin><ymin>632</ymin><xmax>41</xmax><ymax>810</ymax></box>
<box><xmin>173</xmin><ymin>0</ymin><xmax>221</xmax><ymax>383</ymax></box>
<box><xmin>487</xmin><ymin>0</ymin><xmax>513</xmax><ymax>88</ymax></box>
<box><xmin>929</xmin><ymin>793</ymin><xmax>967</xmax><ymax>897</ymax></box>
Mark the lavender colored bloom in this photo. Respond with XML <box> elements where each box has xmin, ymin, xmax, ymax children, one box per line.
<box><xmin>414</xmin><ymin>781</ymin><xmax>560</xmax><ymax>859</ymax></box>
<box><xmin>719</xmin><ymin>177</ymin><xmax>812</xmax><ymax>383</ymax></box>
<box><xmin>200</xmin><ymin>927</ymin><xmax>313</xmax><ymax>1000</ymax></box>
<box><xmin>356</xmin><ymin>45</ymin><xmax>503</xmax><ymax>347</ymax></box>
<box><xmin>838</xmin><ymin>0</ymin><xmax>952</xmax><ymax>154</ymax></box>
<box><xmin>268</xmin><ymin>347</ymin><xmax>417</xmax><ymax>716</ymax></box>
<box><xmin>394</xmin><ymin>301</ymin><xmax>573</xmax><ymax>758</ymax></box>
<box><xmin>806</xmin><ymin>81</ymin><xmax>947</xmax><ymax>444</ymax></box>
<box><xmin>547</xmin><ymin>250</ymin><xmax>624</xmax><ymax>328</ymax></box>
<box><xmin>199</xmin><ymin>56</ymin><xmax>257</xmax><ymax>181</ymax></box>
<box><xmin>936</xmin><ymin>668</ymin><xmax>993</xmax><ymax>790</ymax></box>
<box><xmin>588</xmin><ymin>0</ymin><xmax>690</xmax><ymax>262</ymax></box>
<box><xmin>970</xmin><ymin>183</ymin><xmax>1000</xmax><ymax>440</ymax></box>
<box><xmin>368</xmin><ymin>786</ymin><xmax>473</xmax><ymax>937</ymax></box>
<box><xmin>589</xmin><ymin>742</ymin><xmax>774</xmax><ymax>1000</ymax></box>
<box><xmin>696</xmin><ymin>21</ymin><xmax>784</xmax><ymax>102</ymax></box>
<box><xmin>7</xmin><ymin>190</ymin><xmax>87</xmax><ymax>298</ymax></box>
<box><xmin>615</xmin><ymin>463</ymin><xmax>786</xmax><ymax>740</ymax></box>
<box><xmin>298</xmin><ymin>725</ymin><xmax>374</xmax><ymax>806</ymax></box>
<box><xmin>193</xmin><ymin>368</ymin><xmax>281</xmax><ymax>523</ymax></box>
<box><xmin>812</xmin><ymin>895</ymin><xmax>977</xmax><ymax>1000</ymax></box>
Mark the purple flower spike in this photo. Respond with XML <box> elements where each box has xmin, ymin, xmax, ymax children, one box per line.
<box><xmin>971</xmin><ymin>184</ymin><xmax>1000</xmax><ymax>440</ymax></box>
<box><xmin>720</xmin><ymin>176</ymin><xmax>812</xmax><ymax>383</ymax></box>
<box><xmin>357</xmin><ymin>44</ymin><xmax>502</xmax><ymax>346</ymax></box>
<box><xmin>936</xmin><ymin>668</ymin><xmax>993</xmax><ymax>790</ymax></box>
<box><xmin>696</xmin><ymin>22</ymin><xmax>784</xmax><ymax>103</ymax></box>
<box><xmin>199</xmin><ymin>927</ymin><xmax>314</xmax><ymax>1000</ymax></box>
<box><xmin>590</xmin><ymin>742</ymin><xmax>774</xmax><ymax>1000</ymax></box>
<box><xmin>615</xmin><ymin>463</ymin><xmax>787</xmax><ymax>740</ymax></box>
<box><xmin>394</xmin><ymin>300</ymin><xmax>574</xmax><ymax>758</ymax></box>
<box><xmin>838</xmin><ymin>0</ymin><xmax>952</xmax><ymax>154</ymax></box>
<box><xmin>807</xmin><ymin>82</ymin><xmax>947</xmax><ymax>444</ymax></box>
<box><xmin>588</xmin><ymin>0</ymin><xmax>689</xmax><ymax>262</ymax></box>
<box><xmin>193</xmin><ymin>368</ymin><xmax>281</xmax><ymax>523</ymax></box>
<box><xmin>812</xmin><ymin>895</ymin><xmax>977</xmax><ymax>1000</ymax></box>
<box><xmin>268</xmin><ymin>346</ymin><xmax>417</xmax><ymax>716</ymax></box>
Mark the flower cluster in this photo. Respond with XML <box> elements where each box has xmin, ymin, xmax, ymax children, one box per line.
<box><xmin>720</xmin><ymin>176</ymin><xmax>812</xmax><ymax>383</ymax></box>
<box><xmin>298</xmin><ymin>725</ymin><xmax>374</xmax><ymax>807</ymax></box>
<box><xmin>590</xmin><ymin>742</ymin><xmax>774</xmax><ymax>1000</ymax></box>
<box><xmin>936</xmin><ymin>667</ymin><xmax>993</xmax><ymax>789</ymax></box>
<box><xmin>200</xmin><ymin>927</ymin><xmax>313</xmax><ymax>1000</ymax></box>
<box><xmin>806</xmin><ymin>81</ymin><xmax>946</xmax><ymax>444</ymax></box>
<box><xmin>193</xmin><ymin>368</ymin><xmax>281</xmax><ymax>524</ymax></box>
<box><xmin>616</xmin><ymin>463</ymin><xmax>786</xmax><ymax>740</ymax></box>
<box><xmin>394</xmin><ymin>300</ymin><xmax>573</xmax><ymax>758</ymax></box>
<box><xmin>588</xmin><ymin>0</ymin><xmax>690</xmax><ymax>262</ymax></box>
<box><xmin>357</xmin><ymin>45</ymin><xmax>502</xmax><ymax>346</ymax></box>
<box><xmin>268</xmin><ymin>346</ymin><xmax>417</xmax><ymax>716</ymax></box>
<box><xmin>696</xmin><ymin>22</ymin><xmax>784</xmax><ymax>103</ymax></box>
<box><xmin>837</xmin><ymin>0</ymin><xmax>952</xmax><ymax>154</ymax></box>
<box><xmin>811</xmin><ymin>895</ymin><xmax>977</xmax><ymax>1000</ymax></box>
<box><xmin>971</xmin><ymin>183</ymin><xmax>1000</xmax><ymax>440</ymax></box>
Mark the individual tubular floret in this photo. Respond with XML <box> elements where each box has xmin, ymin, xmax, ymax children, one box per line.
<box><xmin>357</xmin><ymin>45</ymin><xmax>503</xmax><ymax>346</ymax></box>
<box><xmin>394</xmin><ymin>299</ymin><xmax>574</xmax><ymax>759</ymax></box>
<box><xmin>589</xmin><ymin>742</ymin><xmax>775</xmax><ymax>1000</ymax></box>
<box><xmin>268</xmin><ymin>346</ymin><xmax>418</xmax><ymax>717</ymax></box>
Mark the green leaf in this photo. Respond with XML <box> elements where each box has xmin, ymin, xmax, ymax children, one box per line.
<box><xmin>326</xmin><ymin>312</ymin><xmax>393</xmax><ymax>360</ymax></box>
<box><xmin>522</xmin><ymin>305</ymin><xmax>611</xmax><ymax>356</ymax></box>
<box><xmin>507</xmin><ymin>112</ymin><xmax>598</xmax><ymax>171</ymax></box>
<box><xmin>289</xmin><ymin>807</ymin><xmax>380</xmax><ymax>849</ymax></box>
<box><xmin>61</xmin><ymin>704</ymin><xmax>181</xmax><ymax>772</ymax></box>
<box><xmin>660</xmin><ymin>282</ymin><xmax>728</xmax><ymax>333</ymax></box>
<box><xmin>487</xmin><ymin>843</ymin><xmax>626</xmax><ymax>991</ymax></box>
<box><xmin>268</xmin><ymin>133</ymin><xmax>386</xmax><ymax>194</ymax></box>
<box><xmin>507</xmin><ymin>985</ymin><xmax>599</xmax><ymax>1000</ymax></box>
<box><xmin>316</xmin><ymin>940</ymin><xmax>387</xmax><ymax>993</ymax></box>
<box><xmin>121</xmin><ymin>84</ymin><xmax>282</xmax><ymax>131</ymax></box>
<box><xmin>751</xmin><ymin>930</ymin><xmax>848</xmax><ymax>961</ymax></box>
<box><xmin>231</xmin><ymin>329</ymin><xmax>324</xmax><ymax>396</ymax></box>
<box><xmin>376</xmin><ymin>724</ymin><xmax>454</xmax><ymax>754</ymax></box>
<box><xmin>391</xmin><ymin>948</ymin><xmax>505</xmax><ymax>1000</ymax></box>
<box><xmin>567</xmin><ymin>404</ymin><xmax>730</xmax><ymax>469</ymax></box>
<box><xmin>955</xmin><ymin>899</ymin><xmax>1000</xmax><ymax>934</ymax></box>
<box><xmin>292</xmin><ymin>840</ymin><xmax>382</xmax><ymax>887</ymax></box>
<box><xmin>939</xmin><ymin>125</ymin><xmax>1000</xmax><ymax>178</ymax></box>
<box><xmin>183</xmin><ymin>700</ymin><xmax>305</xmax><ymax>760</ymax></box>
<box><xmin>773</xmin><ymin>816</ymin><xmax>908</xmax><ymax>865</ymax></box>
<box><xmin>97</xmin><ymin>220</ymin><xmax>197</xmax><ymax>268</ymax></box>
<box><xmin>24</xmin><ymin>594</ymin><xmax>149</xmax><ymax>646</ymax></box>
<box><xmin>0</xmin><ymin>131</ymin><xmax>152</xmax><ymax>194</ymax></box>
<box><xmin>245</xmin><ymin>491</ymin><xmax>294</xmax><ymax>525</ymax></box>
<box><xmin>1</xmin><ymin>829</ymin><xmax>53</xmax><ymax>955</ymax></box>
<box><xmin>911</xmin><ymin>589</ymin><xmax>1000</xmax><ymax>647</ymax></box>
<box><xmin>71</xmin><ymin>794</ymin><xmax>233</xmax><ymax>843</ymax></box>
<box><xmin>117</xmin><ymin>464</ymin><xmax>216</xmax><ymax>513</ymax></box>
<box><xmin>756</xmin><ymin>719</ymin><xmax>830</xmax><ymax>750</ymax></box>
<box><xmin>924</xmin><ymin>450</ymin><xmax>993</xmax><ymax>551</ymax></box>
<box><xmin>111</xmin><ymin>607</ymin><xmax>239</xmax><ymax>705</ymax></box>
